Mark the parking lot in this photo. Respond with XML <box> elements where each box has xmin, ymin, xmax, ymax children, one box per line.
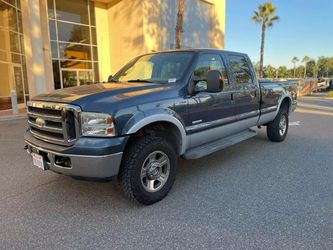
<box><xmin>0</xmin><ymin>93</ymin><xmax>332</xmax><ymax>249</ymax></box>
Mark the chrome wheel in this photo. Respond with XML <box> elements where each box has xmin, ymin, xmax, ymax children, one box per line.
<box><xmin>279</xmin><ymin>115</ymin><xmax>287</xmax><ymax>136</ymax></box>
<box><xmin>140</xmin><ymin>151</ymin><xmax>170</xmax><ymax>193</ymax></box>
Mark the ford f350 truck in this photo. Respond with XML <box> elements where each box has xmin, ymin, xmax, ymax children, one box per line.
<box><xmin>25</xmin><ymin>49</ymin><xmax>297</xmax><ymax>205</ymax></box>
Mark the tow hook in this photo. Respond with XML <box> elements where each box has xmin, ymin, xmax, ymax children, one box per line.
<box><xmin>24</xmin><ymin>145</ymin><xmax>31</xmax><ymax>154</ymax></box>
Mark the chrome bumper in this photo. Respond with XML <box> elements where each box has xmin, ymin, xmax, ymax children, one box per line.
<box><xmin>25</xmin><ymin>140</ymin><xmax>123</xmax><ymax>179</ymax></box>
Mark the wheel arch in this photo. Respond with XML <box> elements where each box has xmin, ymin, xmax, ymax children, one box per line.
<box><xmin>278</xmin><ymin>96</ymin><xmax>292</xmax><ymax>114</ymax></box>
<box><xmin>274</xmin><ymin>95</ymin><xmax>292</xmax><ymax>119</ymax></box>
<box><xmin>122</xmin><ymin>112</ymin><xmax>187</xmax><ymax>155</ymax></box>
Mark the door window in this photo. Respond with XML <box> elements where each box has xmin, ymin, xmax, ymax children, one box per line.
<box><xmin>228</xmin><ymin>55</ymin><xmax>253</xmax><ymax>85</ymax></box>
<box><xmin>193</xmin><ymin>54</ymin><xmax>228</xmax><ymax>84</ymax></box>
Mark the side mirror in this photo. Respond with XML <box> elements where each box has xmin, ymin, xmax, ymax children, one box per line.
<box><xmin>207</xmin><ymin>70</ymin><xmax>223</xmax><ymax>92</ymax></box>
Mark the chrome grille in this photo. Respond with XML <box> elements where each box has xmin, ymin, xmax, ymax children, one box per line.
<box><xmin>27</xmin><ymin>101</ymin><xmax>81</xmax><ymax>146</ymax></box>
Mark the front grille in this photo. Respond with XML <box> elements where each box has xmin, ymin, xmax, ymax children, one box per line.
<box><xmin>27</xmin><ymin>102</ymin><xmax>81</xmax><ymax>146</ymax></box>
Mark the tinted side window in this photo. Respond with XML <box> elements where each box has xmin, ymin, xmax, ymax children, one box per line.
<box><xmin>194</xmin><ymin>54</ymin><xmax>228</xmax><ymax>84</ymax></box>
<box><xmin>228</xmin><ymin>55</ymin><xmax>253</xmax><ymax>84</ymax></box>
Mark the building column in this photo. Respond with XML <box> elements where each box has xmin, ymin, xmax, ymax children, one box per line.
<box><xmin>211</xmin><ymin>0</ymin><xmax>226</xmax><ymax>49</ymax></box>
<box><xmin>21</xmin><ymin>0</ymin><xmax>53</xmax><ymax>98</ymax></box>
<box><xmin>95</xmin><ymin>2</ymin><xmax>111</xmax><ymax>81</ymax></box>
<box><xmin>142</xmin><ymin>0</ymin><xmax>161</xmax><ymax>53</ymax></box>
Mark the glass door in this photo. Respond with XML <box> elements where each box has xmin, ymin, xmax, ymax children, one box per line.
<box><xmin>0</xmin><ymin>64</ymin><xmax>26</xmax><ymax>110</ymax></box>
<box><xmin>13</xmin><ymin>65</ymin><xmax>25</xmax><ymax>106</ymax></box>
<box><xmin>0</xmin><ymin>63</ymin><xmax>13</xmax><ymax>110</ymax></box>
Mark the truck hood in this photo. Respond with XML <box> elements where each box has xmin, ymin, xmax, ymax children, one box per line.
<box><xmin>33</xmin><ymin>82</ymin><xmax>175</xmax><ymax>106</ymax></box>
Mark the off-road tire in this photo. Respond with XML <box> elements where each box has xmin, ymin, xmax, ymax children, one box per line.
<box><xmin>267</xmin><ymin>108</ymin><xmax>289</xmax><ymax>142</ymax></box>
<box><xmin>118</xmin><ymin>136</ymin><xmax>177</xmax><ymax>205</ymax></box>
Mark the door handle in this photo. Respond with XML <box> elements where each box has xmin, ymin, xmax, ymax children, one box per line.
<box><xmin>230</xmin><ymin>93</ymin><xmax>235</xmax><ymax>104</ymax></box>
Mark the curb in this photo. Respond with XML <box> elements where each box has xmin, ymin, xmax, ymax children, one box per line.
<box><xmin>0</xmin><ymin>115</ymin><xmax>27</xmax><ymax>122</ymax></box>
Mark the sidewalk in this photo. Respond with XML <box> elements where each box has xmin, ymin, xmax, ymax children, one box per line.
<box><xmin>0</xmin><ymin>108</ymin><xmax>26</xmax><ymax>121</ymax></box>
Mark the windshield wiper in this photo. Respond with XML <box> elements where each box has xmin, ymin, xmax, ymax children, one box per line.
<box><xmin>108</xmin><ymin>79</ymin><xmax>119</xmax><ymax>83</ymax></box>
<box><xmin>107</xmin><ymin>75</ymin><xmax>119</xmax><ymax>83</ymax></box>
<box><xmin>127</xmin><ymin>79</ymin><xmax>154</xmax><ymax>83</ymax></box>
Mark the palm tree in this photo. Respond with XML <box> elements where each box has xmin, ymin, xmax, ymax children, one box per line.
<box><xmin>252</xmin><ymin>2</ymin><xmax>279</xmax><ymax>78</ymax></box>
<box><xmin>175</xmin><ymin>0</ymin><xmax>185</xmax><ymax>49</ymax></box>
<box><xmin>291</xmin><ymin>57</ymin><xmax>299</xmax><ymax>78</ymax></box>
<box><xmin>313</xmin><ymin>64</ymin><xmax>319</xmax><ymax>79</ymax></box>
<box><xmin>302</xmin><ymin>56</ymin><xmax>311</xmax><ymax>78</ymax></box>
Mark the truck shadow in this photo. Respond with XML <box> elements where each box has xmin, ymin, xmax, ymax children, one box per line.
<box><xmin>25</xmin><ymin>126</ymin><xmax>331</xmax><ymax>215</ymax></box>
<box><xmin>27</xmin><ymin>132</ymin><xmax>271</xmax><ymax>211</ymax></box>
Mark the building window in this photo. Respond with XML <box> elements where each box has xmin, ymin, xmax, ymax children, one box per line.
<box><xmin>47</xmin><ymin>0</ymin><xmax>99</xmax><ymax>89</ymax></box>
<box><xmin>0</xmin><ymin>0</ymin><xmax>28</xmax><ymax>111</ymax></box>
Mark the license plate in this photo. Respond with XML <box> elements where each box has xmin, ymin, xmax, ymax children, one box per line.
<box><xmin>32</xmin><ymin>153</ymin><xmax>46</xmax><ymax>170</ymax></box>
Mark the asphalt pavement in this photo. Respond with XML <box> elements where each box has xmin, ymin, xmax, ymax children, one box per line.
<box><xmin>0</xmin><ymin>93</ymin><xmax>332</xmax><ymax>249</ymax></box>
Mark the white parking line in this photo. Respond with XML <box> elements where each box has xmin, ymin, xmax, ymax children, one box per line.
<box><xmin>289</xmin><ymin>121</ymin><xmax>301</xmax><ymax>126</ymax></box>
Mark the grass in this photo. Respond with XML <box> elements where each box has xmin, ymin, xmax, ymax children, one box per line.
<box><xmin>328</xmin><ymin>91</ymin><xmax>333</xmax><ymax>97</ymax></box>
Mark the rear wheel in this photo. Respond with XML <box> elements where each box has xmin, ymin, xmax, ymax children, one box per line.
<box><xmin>118</xmin><ymin>136</ymin><xmax>177</xmax><ymax>205</ymax></box>
<box><xmin>267</xmin><ymin>108</ymin><xmax>289</xmax><ymax>142</ymax></box>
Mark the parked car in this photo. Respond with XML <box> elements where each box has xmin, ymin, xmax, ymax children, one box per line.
<box><xmin>328</xmin><ymin>79</ymin><xmax>333</xmax><ymax>90</ymax></box>
<box><xmin>317</xmin><ymin>80</ymin><xmax>328</xmax><ymax>92</ymax></box>
<box><xmin>24</xmin><ymin>49</ymin><xmax>297</xmax><ymax>205</ymax></box>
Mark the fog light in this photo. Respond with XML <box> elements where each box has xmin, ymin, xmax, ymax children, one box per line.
<box><xmin>55</xmin><ymin>156</ymin><xmax>72</xmax><ymax>168</ymax></box>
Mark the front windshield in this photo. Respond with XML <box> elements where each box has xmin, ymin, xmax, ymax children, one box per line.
<box><xmin>113</xmin><ymin>52</ymin><xmax>194</xmax><ymax>83</ymax></box>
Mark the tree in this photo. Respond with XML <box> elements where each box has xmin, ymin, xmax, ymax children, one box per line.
<box><xmin>313</xmin><ymin>64</ymin><xmax>319</xmax><ymax>78</ymax></box>
<box><xmin>252</xmin><ymin>2</ymin><xmax>279</xmax><ymax>78</ymax></box>
<box><xmin>291</xmin><ymin>57</ymin><xmax>299</xmax><ymax>78</ymax></box>
<box><xmin>317</xmin><ymin>57</ymin><xmax>333</xmax><ymax>77</ymax></box>
<box><xmin>175</xmin><ymin>0</ymin><xmax>185</xmax><ymax>49</ymax></box>
<box><xmin>296</xmin><ymin>65</ymin><xmax>305</xmax><ymax>78</ymax></box>
<box><xmin>302</xmin><ymin>56</ymin><xmax>311</xmax><ymax>78</ymax></box>
<box><xmin>263</xmin><ymin>65</ymin><xmax>276</xmax><ymax>78</ymax></box>
<box><xmin>306</xmin><ymin>60</ymin><xmax>316</xmax><ymax>78</ymax></box>
<box><xmin>278</xmin><ymin>66</ymin><xmax>288</xmax><ymax>78</ymax></box>
<box><xmin>253</xmin><ymin>61</ymin><xmax>260</xmax><ymax>77</ymax></box>
<box><xmin>286</xmin><ymin>68</ymin><xmax>294</xmax><ymax>78</ymax></box>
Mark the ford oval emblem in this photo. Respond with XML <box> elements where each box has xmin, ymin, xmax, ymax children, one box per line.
<box><xmin>35</xmin><ymin>118</ymin><xmax>46</xmax><ymax>127</ymax></box>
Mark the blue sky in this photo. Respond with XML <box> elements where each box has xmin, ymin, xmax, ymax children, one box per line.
<box><xmin>225</xmin><ymin>0</ymin><xmax>333</xmax><ymax>67</ymax></box>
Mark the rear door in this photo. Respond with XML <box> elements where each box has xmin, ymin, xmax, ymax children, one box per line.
<box><xmin>226</xmin><ymin>54</ymin><xmax>260</xmax><ymax>124</ymax></box>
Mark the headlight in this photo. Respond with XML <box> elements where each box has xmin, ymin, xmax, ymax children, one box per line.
<box><xmin>81</xmin><ymin>112</ymin><xmax>115</xmax><ymax>137</ymax></box>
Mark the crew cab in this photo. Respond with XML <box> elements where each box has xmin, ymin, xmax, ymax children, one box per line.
<box><xmin>24</xmin><ymin>49</ymin><xmax>297</xmax><ymax>205</ymax></box>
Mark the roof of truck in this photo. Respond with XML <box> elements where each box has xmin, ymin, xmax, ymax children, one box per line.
<box><xmin>148</xmin><ymin>48</ymin><xmax>248</xmax><ymax>56</ymax></box>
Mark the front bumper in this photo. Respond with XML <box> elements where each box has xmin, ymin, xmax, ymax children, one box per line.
<box><xmin>25</xmin><ymin>130</ymin><xmax>129</xmax><ymax>179</ymax></box>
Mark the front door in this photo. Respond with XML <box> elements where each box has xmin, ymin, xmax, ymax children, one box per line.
<box><xmin>187</xmin><ymin>53</ymin><xmax>235</xmax><ymax>148</ymax></box>
<box><xmin>0</xmin><ymin>64</ymin><xmax>26</xmax><ymax>110</ymax></box>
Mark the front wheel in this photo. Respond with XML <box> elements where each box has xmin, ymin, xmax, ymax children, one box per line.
<box><xmin>118</xmin><ymin>136</ymin><xmax>177</xmax><ymax>205</ymax></box>
<box><xmin>266</xmin><ymin>109</ymin><xmax>289</xmax><ymax>142</ymax></box>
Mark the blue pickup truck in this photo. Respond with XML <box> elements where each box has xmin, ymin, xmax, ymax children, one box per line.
<box><xmin>25</xmin><ymin>49</ymin><xmax>297</xmax><ymax>205</ymax></box>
